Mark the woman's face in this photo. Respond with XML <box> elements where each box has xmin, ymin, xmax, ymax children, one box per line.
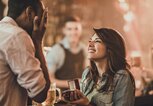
<box><xmin>87</xmin><ymin>33</ymin><xmax>107</xmax><ymax>61</ymax></box>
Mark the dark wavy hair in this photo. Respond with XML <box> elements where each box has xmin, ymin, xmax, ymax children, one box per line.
<box><xmin>89</xmin><ymin>28</ymin><xmax>135</xmax><ymax>92</ymax></box>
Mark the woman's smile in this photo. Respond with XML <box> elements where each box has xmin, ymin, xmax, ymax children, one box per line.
<box><xmin>88</xmin><ymin>47</ymin><xmax>96</xmax><ymax>53</ymax></box>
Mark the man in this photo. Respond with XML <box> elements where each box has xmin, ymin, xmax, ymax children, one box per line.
<box><xmin>46</xmin><ymin>16</ymin><xmax>86</xmax><ymax>90</ymax></box>
<box><xmin>0</xmin><ymin>0</ymin><xmax>50</xmax><ymax>106</ymax></box>
<box><xmin>130</xmin><ymin>52</ymin><xmax>153</xmax><ymax>96</ymax></box>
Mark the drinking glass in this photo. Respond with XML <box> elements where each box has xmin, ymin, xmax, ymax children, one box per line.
<box><xmin>42</xmin><ymin>82</ymin><xmax>61</xmax><ymax>106</ymax></box>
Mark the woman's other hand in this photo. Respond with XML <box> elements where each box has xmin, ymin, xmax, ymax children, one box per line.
<box><xmin>70</xmin><ymin>89</ymin><xmax>90</xmax><ymax>106</ymax></box>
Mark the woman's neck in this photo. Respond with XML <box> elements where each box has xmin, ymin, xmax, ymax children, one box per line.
<box><xmin>95</xmin><ymin>59</ymin><xmax>107</xmax><ymax>77</ymax></box>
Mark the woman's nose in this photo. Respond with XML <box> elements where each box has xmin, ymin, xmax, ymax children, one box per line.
<box><xmin>89</xmin><ymin>41</ymin><xmax>94</xmax><ymax>47</ymax></box>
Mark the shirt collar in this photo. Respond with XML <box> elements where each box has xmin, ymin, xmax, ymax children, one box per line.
<box><xmin>1</xmin><ymin>16</ymin><xmax>18</xmax><ymax>27</ymax></box>
<box><xmin>60</xmin><ymin>37</ymin><xmax>70</xmax><ymax>49</ymax></box>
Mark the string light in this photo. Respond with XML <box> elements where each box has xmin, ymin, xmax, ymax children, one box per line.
<box><xmin>123</xmin><ymin>11</ymin><xmax>135</xmax><ymax>22</ymax></box>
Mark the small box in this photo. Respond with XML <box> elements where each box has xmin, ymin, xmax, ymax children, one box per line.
<box><xmin>68</xmin><ymin>79</ymin><xmax>80</xmax><ymax>90</ymax></box>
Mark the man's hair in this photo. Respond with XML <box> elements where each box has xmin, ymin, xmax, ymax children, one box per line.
<box><xmin>61</xmin><ymin>16</ymin><xmax>81</xmax><ymax>27</ymax></box>
<box><xmin>7</xmin><ymin>0</ymin><xmax>40</xmax><ymax>19</ymax></box>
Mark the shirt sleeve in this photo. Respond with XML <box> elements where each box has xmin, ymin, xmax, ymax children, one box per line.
<box><xmin>5</xmin><ymin>31</ymin><xmax>46</xmax><ymax>98</ymax></box>
<box><xmin>45</xmin><ymin>44</ymin><xmax>65</xmax><ymax>73</ymax></box>
<box><xmin>113</xmin><ymin>71</ymin><xmax>135</xmax><ymax>106</ymax></box>
<box><xmin>80</xmin><ymin>68</ymin><xmax>90</xmax><ymax>93</ymax></box>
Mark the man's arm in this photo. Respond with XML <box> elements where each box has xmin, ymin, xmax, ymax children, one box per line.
<box><xmin>31</xmin><ymin>9</ymin><xmax>50</xmax><ymax>103</ymax></box>
<box><xmin>32</xmin><ymin>40</ymin><xmax>50</xmax><ymax>103</ymax></box>
<box><xmin>6</xmin><ymin>32</ymin><xmax>50</xmax><ymax>103</ymax></box>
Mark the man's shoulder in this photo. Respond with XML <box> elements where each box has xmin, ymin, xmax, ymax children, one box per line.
<box><xmin>47</xmin><ymin>43</ymin><xmax>65</xmax><ymax>57</ymax></box>
<box><xmin>51</xmin><ymin>43</ymin><xmax>64</xmax><ymax>51</ymax></box>
<box><xmin>0</xmin><ymin>17</ymin><xmax>27</xmax><ymax>36</ymax></box>
<box><xmin>9</xmin><ymin>24</ymin><xmax>27</xmax><ymax>36</ymax></box>
<box><xmin>0</xmin><ymin>23</ymin><xmax>30</xmax><ymax>47</ymax></box>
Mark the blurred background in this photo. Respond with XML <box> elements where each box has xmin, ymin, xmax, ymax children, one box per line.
<box><xmin>1</xmin><ymin>0</ymin><xmax>153</xmax><ymax>68</ymax></box>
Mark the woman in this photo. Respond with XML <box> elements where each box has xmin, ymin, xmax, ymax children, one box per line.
<box><xmin>67</xmin><ymin>28</ymin><xmax>135</xmax><ymax>106</ymax></box>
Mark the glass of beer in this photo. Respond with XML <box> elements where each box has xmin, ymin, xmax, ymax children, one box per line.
<box><xmin>42</xmin><ymin>82</ymin><xmax>61</xmax><ymax>106</ymax></box>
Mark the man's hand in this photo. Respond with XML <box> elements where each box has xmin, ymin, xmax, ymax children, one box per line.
<box><xmin>32</xmin><ymin>8</ymin><xmax>48</xmax><ymax>43</ymax></box>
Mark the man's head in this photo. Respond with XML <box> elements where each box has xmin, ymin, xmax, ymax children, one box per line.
<box><xmin>7</xmin><ymin>0</ymin><xmax>45</xmax><ymax>35</ymax></box>
<box><xmin>62</xmin><ymin>16</ymin><xmax>82</xmax><ymax>45</ymax></box>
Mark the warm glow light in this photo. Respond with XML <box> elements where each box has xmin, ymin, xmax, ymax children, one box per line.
<box><xmin>131</xmin><ymin>51</ymin><xmax>141</xmax><ymax>57</ymax></box>
<box><xmin>119</xmin><ymin>2</ymin><xmax>129</xmax><ymax>11</ymax></box>
<box><xmin>118</xmin><ymin>0</ymin><xmax>126</xmax><ymax>2</ymax></box>
<box><xmin>123</xmin><ymin>24</ymin><xmax>130</xmax><ymax>32</ymax></box>
<box><xmin>123</xmin><ymin>11</ymin><xmax>135</xmax><ymax>22</ymax></box>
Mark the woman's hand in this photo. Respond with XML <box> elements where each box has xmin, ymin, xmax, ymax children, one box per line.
<box><xmin>69</xmin><ymin>89</ymin><xmax>90</xmax><ymax>106</ymax></box>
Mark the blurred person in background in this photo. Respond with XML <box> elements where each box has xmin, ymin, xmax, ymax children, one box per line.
<box><xmin>46</xmin><ymin>16</ymin><xmax>86</xmax><ymax>90</ymax></box>
<box><xmin>65</xmin><ymin>28</ymin><xmax>135</xmax><ymax>106</ymax></box>
<box><xmin>150</xmin><ymin>44</ymin><xmax>153</xmax><ymax>69</ymax></box>
<box><xmin>0</xmin><ymin>0</ymin><xmax>50</xmax><ymax>106</ymax></box>
<box><xmin>130</xmin><ymin>52</ymin><xmax>153</xmax><ymax>96</ymax></box>
<box><xmin>147</xmin><ymin>45</ymin><xmax>153</xmax><ymax>95</ymax></box>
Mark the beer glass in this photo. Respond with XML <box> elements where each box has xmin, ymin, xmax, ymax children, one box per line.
<box><xmin>42</xmin><ymin>82</ymin><xmax>61</xmax><ymax>106</ymax></box>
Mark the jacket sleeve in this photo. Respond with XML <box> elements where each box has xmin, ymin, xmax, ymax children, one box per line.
<box><xmin>80</xmin><ymin>67</ymin><xmax>90</xmax><ymax>93</ymax></box>
<box><xmin>6</xmin><ymin>32</ymin><xmax>46</xmax><ymax>98</ymax></box>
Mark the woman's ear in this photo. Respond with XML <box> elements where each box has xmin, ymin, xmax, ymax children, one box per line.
<box><xmin>25</xmin><ymin>6</ymin><xmax>35</xmax><ymax>21</ymax></box>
